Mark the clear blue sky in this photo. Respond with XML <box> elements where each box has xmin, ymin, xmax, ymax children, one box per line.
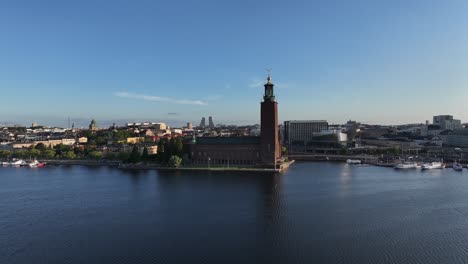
<box><xmin>2</xmin><ymin>0</ymin><xmax>468</xmax><ymax>127</ymax></box>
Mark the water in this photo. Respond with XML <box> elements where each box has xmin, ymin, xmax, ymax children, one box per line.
<box><xmin>2</xmin><ymin>162</ymin><xmax>468</xmax><ymax>264</ymax></box>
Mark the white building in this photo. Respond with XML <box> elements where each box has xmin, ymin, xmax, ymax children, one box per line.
<box><xmin>284</xmin><ymin>120</ymin><xmax>328</xmax><ymax>145</ymax></box>
<box><xmin>433</xmin><ymin>115</ymin><xmax>462</xmax><ymax>131</ymax></box>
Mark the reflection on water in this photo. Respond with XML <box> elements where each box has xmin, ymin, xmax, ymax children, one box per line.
<box><xmin>2</xmin><ymin>163</ymin><xmax>468</xmax><ymax>264</ymax></box>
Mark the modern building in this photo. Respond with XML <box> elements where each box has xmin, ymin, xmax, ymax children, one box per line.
<box><xmin>420</xmin><ymin>125</ymin><xmax>444</xmax><ymax>137</ymax></box>
<box><xmin>199</xmin><ymin>117</ymin><xmax>206</xmax><ymax>129</ymax></box>
<box><xmin>187</xmin><ymin>123</ymin><xmax>193</xmax><ymax>130</ymax></box>
<box><xmin>283</xmin><ymin>120</ymin><xmax>328</xmax><ymax>145</ymax></box>
<box><xmin>445</xmin><ymin>128</ymin><xmax>468</xmax><ymax>147</ymax></box>
<box><xmin>208</xmin><ymin>116</ymin><xmax>215</xmax><ymax>129</ymax></box>
<box><xmin>433</xmin><ymin>115</ymin><xmax>462</xmax><ymax>131</ymax></box>
<box><xmin>190</xmin><ymin>74</ymin><xmax>282</xmax><ymax>168</ymax></box>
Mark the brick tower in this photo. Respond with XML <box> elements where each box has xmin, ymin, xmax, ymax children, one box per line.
<box><xmin>260</xmin><ymin>73</ymin><xmax>281</xmax><ymax>167</ymax></box>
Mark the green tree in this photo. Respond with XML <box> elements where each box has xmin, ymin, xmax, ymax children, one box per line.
<box><xmin>95</xmin><ymin>136</ymin><xmax>107</xmax><ymax>146</ymax></box>
<box><xmin>0</xmin><ymin>150</ymin><xmax>11</xmax><ymax>159</ymax></box>
<box><xmin>113</xmin><ymin>130</ymin><xmax>135</xmax><ymax>141</ymax></box>
<box><xmin>54</xmin><ymin>144</ymin><xmax>71</xmax><ymax>156</ymax></box>
<box><xmin>42</xmin><ymin>149</ymin><xmax>56</xmax><ymax>159</ymax></box>
<box><xmin>118</xmin><ymin>151</ymin><xmax>131</xmax><ymax>162</ymax></box>
<box><xmin>168</xmin><ymin>155</ymin><xmax>182</xmax><ymax>168</ymax></box>
<box><xmin>13</xmin><ymin>150</ymin><xmax>28</xmax><ymax>159</ymax></box>
<box><xmin>88</xmin><ymin>151</ymin><xmax>103</xmax><ymax>160</ymax></box>
<box><xmin>128</xmin><ymin>145</ymin><xmax>141</xmax><ymax>163</ymax></box>
<box><xmin>63</xmin><ymin>151</ymin><xmax>76</xmax><ymax>160</ymax></box>
<box><xmin>141</xmin><ymin>147</ymin><xmax>149</xmax><ymax>162</ymax></box>
<box><xmin>28</xmin><ymin>149</ymin><xmax>41</xmax><ymax>158</ymax></box>
<box><xmin>163</xmin><ymin>140</ymin><xmax>171</xmax><ymax>162</ymax></box>
<box><xmin>35</xmin><ymin>143</ymin><xmax>47</xmax><ymax>151</ymax></box>
<box><xmin>84</xmin><ymin>145</ymin><xmax>96</xmax><ymax>155</ymax></box>
<box><xmin>73</xmin><ymin>146</ymin><xmax>84</xmax><ymax>157</ymax></box>
<box><xmin>156</xmin><ymin>140</ymin><xmax>165</xmax><ymax>162</ymax></box>
<box><xmin>175</xmin><ymin>137</ymin><xmax>183</xmax><ymax>157</ymax></box>
<box><xmin>105</xmin><ymin>152</ymin><xmax>119</xmax><ymax>160</ymax></box>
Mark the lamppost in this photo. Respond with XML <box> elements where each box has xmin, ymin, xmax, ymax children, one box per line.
<box><xmin>208</xmin><ymin>157</ymin><xmax>211</xmax><ymax>168</ymax></box>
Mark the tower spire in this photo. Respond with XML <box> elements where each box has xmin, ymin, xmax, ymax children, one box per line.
<box><xmin>266</xmin><ymin>68</ymin><xmax>272</xmax><ymax>84</ymax></box>
<box><xmin>263</xmin><ymin>69</ymin><xmax>275</xmax><ymax>101</ymax></box>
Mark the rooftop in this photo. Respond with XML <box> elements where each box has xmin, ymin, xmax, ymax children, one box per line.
<box><xmin>196</xmin><ymin>136</ymin><xmax>260</xmax><ymax>145</ymax></box>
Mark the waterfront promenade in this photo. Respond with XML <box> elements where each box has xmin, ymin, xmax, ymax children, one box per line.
<box><xmin>41</xmin><ymin>159</ymin><xmax>295</xmax><ymax>172</ymax></box>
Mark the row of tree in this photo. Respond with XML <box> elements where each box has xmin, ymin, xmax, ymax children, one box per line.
<box><xmin>118</xmin><ymin>138</ymin><xmax>185</xmax><ymax>167</ymax></box>
<box><xmin>0</xmin><ymin>137</ymin><xmax>188</xmax><ymax>167</ymax></box>
<box><xmin>0</xmin><ymin>143</ymin><xmax>104</xmax><ymax>160</ymax></box>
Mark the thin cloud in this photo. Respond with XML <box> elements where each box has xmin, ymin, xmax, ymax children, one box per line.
<box><xmin>115</xmin><ymin>92</ymin><xmax>207</xmax><ymax>106</ymax></box>
<box><xmin>203</xmin><ymin>94</ymin><xmax>223</xmax><ymax>101</ymax></box>
<box><xmin>248</xmin><ymin>78</ymin><xmax>264</xmax><ymax>88</ymax></box>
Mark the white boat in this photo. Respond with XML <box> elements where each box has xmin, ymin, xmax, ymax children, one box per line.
<box><xmin>453</xmin><ymin>162</ymin><xmax>463</xmax><ymax>171</ymax></box>
<box><xmin>346</xmin><ymin>159</ymin><xmax>361</xmax><ymax>164</ymax></box>
<box><xmin>11</xmin><ymin>159</ymin><xmax>26</xmax><ymax>167</ymax></box>
<box><xmin>394</xmin><ymin>162</ymin><xmax>418</xmax><ymax>169</ymax></box>
<box><xmin>1</xmin><ymin>162</ymin><xmax>10</xmax><ymax>166</ymax></box>
<box><xmin>422</xmin><ymin>162</ymin><xmax>445</xmax><ymax>170</ymax></box>
<box><xmin>28</xmin><ymin>160</ymin><xmax>40</xmax><ymax>168</ymax></box>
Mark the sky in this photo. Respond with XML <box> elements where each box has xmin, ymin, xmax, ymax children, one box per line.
<box><xmin>2</xmin><ymin>0</ymin><xmax>468</xmax><ymax>128</ymax></box>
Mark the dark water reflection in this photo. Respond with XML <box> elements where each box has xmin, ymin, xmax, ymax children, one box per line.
<box><xmin>2</xmin><ymin>162</ymin><xmax>468</xmax><ymax>263</ymax></box>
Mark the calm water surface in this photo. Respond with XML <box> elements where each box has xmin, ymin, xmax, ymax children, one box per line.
<box><xmin>2</xmin><ymin>162</ymin><xmax>468</xmax><ymax>264</ymax></box>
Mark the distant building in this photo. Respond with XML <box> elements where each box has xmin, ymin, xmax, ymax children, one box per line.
<box><xmin>208</xmin><ymin>116</ymin><xmax>215</xmax><ymax>129</ymax></box>
<box><xmin>126</xmin><ymin>137</ymin><xmax>145</xmax><ymax>144</ymax></box>
<box><xmin>420</xmin><ymin>125</ymin><xmax>443</xmax><ymax>137</ymax></box>
<box><xmin>146</xmin><ymin>145</ymin><xmax>158</xmax><ymax>155</ymax></box>
<box><xmin>445</xmin><ymin>128</ymin><xmax>468</xmax><ymax>147</ymax></box>
<box><xmin>199</xmin><ymin>117</ymin><xmax>206</xmax><ymax>129</ymax></box>
<box><xmin>284</xmin><ymin>120</ymin><xmax>328</xmax><ymax>145</ymax></box>
<box><xmin>187</xmin><ymin>123</ymin><xmax>193</xmax><ymax>130</ymax></box>
<box><xmin>78</xmin><ymin>137</ymin><xmax>88</xmax><ymax>144</ymax></box>
<box><xmin>433</xmin><ymin>115</ymin><xmax>462</xmax><ymax>131</ymax></box>
<box><xmin>89</xmin><ymin>119</ymin><xmax>98</xmax><ymax>131</ymax></box>
<box><xmin>172</xmin><ymin>129</ymin><xmax>183</xmax><ymax>134</ymax></box>
<box><xmin>152</xmin><ymin>123</ymin><xmax>167</xmax><ymax>131</ymax></box>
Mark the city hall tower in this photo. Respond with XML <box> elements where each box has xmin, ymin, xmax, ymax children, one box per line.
<box><xmin>260</xmin><ymin>73</ymin><xmax>281</xmax><ymax>167</ymax></box>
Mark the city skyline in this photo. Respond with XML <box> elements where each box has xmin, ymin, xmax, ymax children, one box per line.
<box><xmin>2</xmin><ymin>0</ymin><xmax>468</xmax><ymax>126</ymax></box>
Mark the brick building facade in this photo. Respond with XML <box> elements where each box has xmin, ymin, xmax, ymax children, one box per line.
<box><xmin>190</xmin><ymin>74</ymin><xmax>281</xmax><ymax>168</ymax></box>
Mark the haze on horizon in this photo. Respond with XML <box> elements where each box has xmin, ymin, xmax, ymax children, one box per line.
<box><xmin>2</xmin><ymin>0</ymin><xmax>468</xmax><ymax>128</ymax></box>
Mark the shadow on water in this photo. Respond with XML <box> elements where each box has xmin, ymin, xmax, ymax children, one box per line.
<box><xmin>150</xmin><ymin>168</ymin><xmax>287</xmax><ymax>263</ymax></box>
<box><xmin>117</xmin><ymin>168</ymin><xmax>153</xmax><ymax>184</ymax></box>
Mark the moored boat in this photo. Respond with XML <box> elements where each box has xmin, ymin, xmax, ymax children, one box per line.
<box><xmin>11</xmin><ymin>159</ymin><xmax>26</xmax><ymax>167</ymax></box>
<box><xmin>346</xmin><ymin>159</ymin><xmax>361</xmax><ymax>164</ymax></box>
<box><xmin>453</xmin><ymin>162</ymin><xmax>463</xmax><ymax>171</ymax></box>
<box><xmin>28</xmin><ymin>160</ymin><xmax>46</xmax><ymax>168</ymax></box>
<box><xmin>422</xmin><ymin>162</ymin><xmax>445</xmax><ymax>170</ymax></box>
<box><xmin>394</xmin><ymin>162</ymin><xmax>418</xmax><ymax>169</ymax></box>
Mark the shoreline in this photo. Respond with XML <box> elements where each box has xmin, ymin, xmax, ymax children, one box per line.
<box><xmin>41</xmin><ymin>159</ymin><xmax>296</xmax><ymax>173</ymax></box>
